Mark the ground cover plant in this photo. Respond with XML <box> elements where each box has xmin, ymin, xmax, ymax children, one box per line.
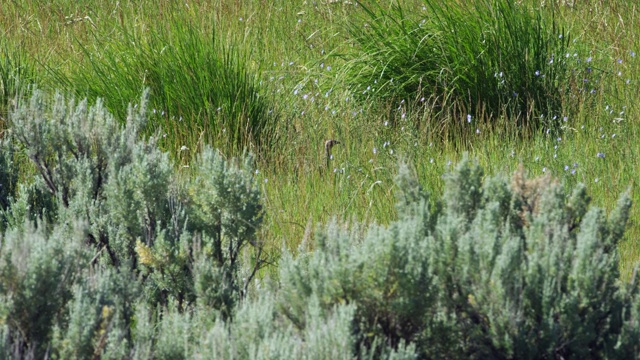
<box><xmin>1</xmin><ymin>0</ymin><xmax>640</xmax><ymax>358</ymax></box>
<box><xmin>342</xmin><ymin>0</ymin><xmax>577</xmax><ymax>130</ymax></box>
<box><xmin>49</xmin><ymin>14</ymin><xmax>277</xmax><ymax>155</ymax></box>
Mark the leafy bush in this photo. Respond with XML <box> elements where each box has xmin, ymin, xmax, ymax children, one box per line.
<box><xmin>0</xmin><ymin>138</ymin><xmax>19</xmax><ymax>220</ymax></box>
<box><xmin>278</xmin><ymin>158</ymin><xmax>639</xmax><ymax>358</ymax></box>
<box><xmin>0</xmin><ymin>220</ymin><xmax>90</xmax><ymax>358</ymax></box>
<box><xmin>1</xmin><ymin>89</ymin><xmax>638</xmax><ymax>358</ymax></box>
<box><xmin>126</xmin><ymin>288</ymin><xmax>413</xmax><ymax>359</ymax></box>
<box><xmin>1</xmin><ymin>89</ymin><xmax>268</xmax><ymax>356</ymax></box>
<box><xmin>344</xmin><ymin>0</ymin><xmax>579</xmax><ymax>129</ymax></box>
<box><xmin>50</xmin><ymin>267</ymin><xmax>140</xmax><ymax>360</ymax></box>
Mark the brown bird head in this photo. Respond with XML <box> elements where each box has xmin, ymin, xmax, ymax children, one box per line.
<box><xmin>324</xmin><ymin>139</ymin><xmax>341</xmax><ymax>153</ymax></box>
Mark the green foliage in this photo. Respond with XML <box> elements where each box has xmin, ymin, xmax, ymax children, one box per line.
<box><xmin>344</xmin><ymin>0</ymin><xmax>580</xmax><ymax>129</ymax></box>
<box><xmin>50</xmin><ymin>267</ymin><xmax>139</xmax><ymax>360</ymax></box>
<box><xmin>1</xmin><ymin>89</ymin><xmax>269</xmax><ymax>356</ymax></box>
<box><xmin>0</xmin><ymin>41</ymin><xmax>35</xmax><ymax>124</ymax></box>
<box><xmin>1</xmin><ymin>92</ymin><xmax>638</xmax><ymax>357</ymax></box>
<box><xmin>127</xmin><ymin>293</ymin><xmax>365</xmax><ymax>360</ymax></box>
<box><xmin>52</xmin><ymin>18</ymin><xmax>277</xmax><ymax>153</ymax></box>
<box><xmin>0</xmin><ymin>138</ymin><xmax>19</xmax><ymax>220</ymax></box>
<box><xmin>279</xmin><ymin>156</ymin><xmax>639</xmax><ymax>358</ymax></box>
<box><xmin>1</xmin><ymin>0</ymin><xmax>639</xmax><ymax>358</ymax></box>
<box><xmin>10</xmin><ymin>88</ymin><xmax>158</xmax><ymax>266</ymax></box>
<box><xmin>189</xmin><ymin>147</ymin><xmax>264</xmax><ymax>315</ymax></box>
<box><xmin>0</xmin><ymin>220</ymin><xmax>90</xmax><ymax>358</ymax></box>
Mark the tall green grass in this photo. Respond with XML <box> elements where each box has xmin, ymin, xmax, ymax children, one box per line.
<box><xmin>342</xmin><ymin>0</ymin><xmax>587</xmax><ymax>131</ymax></box>
<box><xmin>1</xmin><ymin>0</ymin><xmax>639</xmax><ymax>279</ymax></box>
<box><xmin>51</xmin><ymin>18</ymin><xmax>277</xmax><ymax>155</ymax></box>
<box><xmin>0</xmin><ymin>42</ymin><xmax>36</xmax><ymax>126</ymax></box>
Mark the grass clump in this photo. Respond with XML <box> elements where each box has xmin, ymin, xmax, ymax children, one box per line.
<box><xmin>53</xmin><ymin>18</ymin><xmax>276</xmax><ymax>155</ymax></box>
<box><xmin>0</xmin><ymin>42</ymin><xmax>36</xmax><ymax>126</ymax></box>
<box><xmin>343</xmin><ymin>0</ymin><xmax>583</xmax><ymax>131</ymax></box>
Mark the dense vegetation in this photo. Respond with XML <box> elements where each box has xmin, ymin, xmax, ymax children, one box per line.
<box><xmin>1</xmin><ymin>0</ymin><xmax>639</xmax><ymax>358</ymax></box>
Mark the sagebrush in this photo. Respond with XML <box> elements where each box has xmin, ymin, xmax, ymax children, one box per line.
<box><xmin>0</xmin><ymin>90</ymin><xmax>638</xmax><ymax>358</ymax></box>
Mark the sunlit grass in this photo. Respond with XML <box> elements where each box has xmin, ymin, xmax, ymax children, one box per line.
<box><xmin>341</xmin><ymin>0</ymin><xmax>582</xmax><ymax>131</ymax></box>
<box><xmin>1</xmin><ymin>0</ymin><xmax>639</xmax><ymax>279</ymax></box>
<box><xmin>0</xmin><ymin>41</ymin><xmax>36</xmax><ymax>125</ymax></box>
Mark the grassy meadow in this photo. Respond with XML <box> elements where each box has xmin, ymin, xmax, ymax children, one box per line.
<box><xmin>1</xmin><ymin>0</ymin><xmax>639</xmax><ymax>279</ymax></box>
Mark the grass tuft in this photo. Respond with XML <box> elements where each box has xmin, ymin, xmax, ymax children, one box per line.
<box><xmin>51</xmin><ymin>18</ymin><xmax>277</xmax><ymax>156</ymax></box>
<box><xmin>342</xmin><ymin>0</ymin><xmax>591</xmax><ymax>132</ymax></box>
<box><xmin>0</xmin><ymin>42</ymin><xmax>36</xmax><ymax>127</ymax></box>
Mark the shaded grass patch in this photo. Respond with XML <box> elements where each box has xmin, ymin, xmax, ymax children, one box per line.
<box><xmin>341</xmin><ymin>0</ymin><xmax>594</xmax><ymax>132</ymax></box>
<box><xmin>0</xmin><ymin>42</ymin><xmax>37</xmax><ymax>127</ymax></box>
<box><xmin>51</xmin><ymin>18</ymin><xmax>277</xmax><ymax>156</ymax></box>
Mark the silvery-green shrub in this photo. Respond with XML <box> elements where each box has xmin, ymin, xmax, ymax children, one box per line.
<box><xmin>278</xmin><ymin>157</ymin><xmax>638</xmax><ymax>359</ymax></box>
<box><xmin>2</xmin><ymin>89</ymin><xmax>267</xmax><ymax>356</ymax></box>
<box><xmin>2</xmin><ymin>88</ymin><xmax>639</xmax><ymax>359</ymax></box>
<box><xmin>0</xmin><ymin>219</ymin><xmax>90</xmax><ymax>358</ymax></box>
<box><xmin>8</xmin><ymin>89</ymin><xmax>265</xmax><ymax>305</ymax></box>
<box><xmin>49</xmin><ymin>266</ymin><xmax>139</xmax><ymax>360</ymax></box>
<box><xmin>0</xmin><ymin>138</ymin><xmax>18</xmax><ymax>217</ymax></box>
